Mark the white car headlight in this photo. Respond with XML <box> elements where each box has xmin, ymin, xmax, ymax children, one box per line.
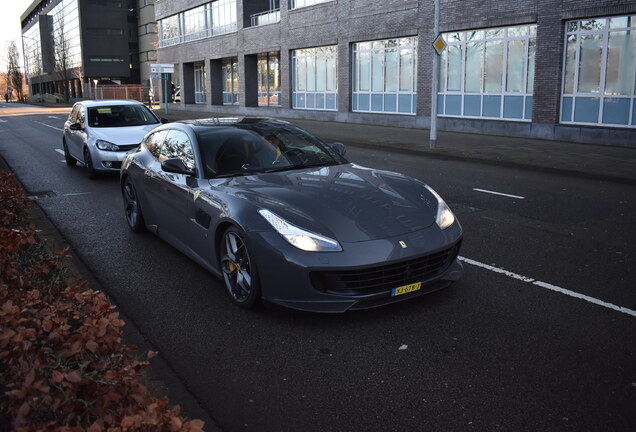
<box><xmin>425</xmin><ymin>185</ymin><xmax>456</xmax><ymax>230</ymax></box>
<box><xmin>96</xmin><ymin>140</ymin><xmax>120</xmax><ymax>151</ymax></box>
<box><xmin>258</xmin><ymin>209</ymin><xmax>342</xmax><ymax>252</ymax></box>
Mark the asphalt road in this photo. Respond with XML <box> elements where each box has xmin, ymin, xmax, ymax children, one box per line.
<box><xmin>1</xmin><ymin>103</ymin><xmax>635</xmax><ymax>432</ymax></box>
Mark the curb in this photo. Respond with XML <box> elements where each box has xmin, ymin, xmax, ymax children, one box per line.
<box><xmin>337</xmin><ymin>139</ymin><xmax>636</xmax><ymax>186</ymax></box>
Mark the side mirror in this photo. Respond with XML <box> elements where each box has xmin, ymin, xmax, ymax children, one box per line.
<box><xmin>331</xmin><ymin>142</ymin><xmax>346</xmax><ymax>156</ymax></box>
<box><xmin>160</xmin><ymin>118</ymin><xmax>169</xmax><ymax>124</ymax></box>
<box><xmin>161</xmin><ymin>158</ymin><xmax>195</xmax><ymax>176</ymax></box>
<box><xmin>69</xmin><ymin>123</ymin><xmax>83</xmax><ymax>131</ymax></box>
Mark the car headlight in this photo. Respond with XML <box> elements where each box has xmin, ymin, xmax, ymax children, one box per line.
<box><xmin>425</xmin><ymin>185</ymin><xmax>456</xmax><ymax>230</ymax></box>
<box><xmin>258</xmin><ymin>209</ymin><xmax>342</xmax><ymax>252</ymax></box>
<box><xmin>95</xmin><ymin>140</ymin><xmax>120</xmax><ymax>151</ymax></box>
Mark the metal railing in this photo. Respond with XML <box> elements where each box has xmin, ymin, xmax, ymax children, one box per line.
<box><xmin>250</xmin><ymin>9</ymin><xmax>280</xmax><ymax>27</ymax></box>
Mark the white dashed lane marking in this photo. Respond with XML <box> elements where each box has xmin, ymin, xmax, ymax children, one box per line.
<box><xmin>473</xmin><ymin>188</ymin><xmax>525</xmax><ymax>199</ymax></box>
<box><xmin>459</xmin><ymin>256</ymin><xmax>636</xmax><ymax>317</ymax></box>
<box><xmin>34</xmin><ymin>121</ymin><xmax>63</xmax><ymax>131</ymax></box>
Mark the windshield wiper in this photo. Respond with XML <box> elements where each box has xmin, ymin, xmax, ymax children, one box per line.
<box><xmin>213</xmin><ymin>171</ymin><xmax>251</xmax><ymax>178</ymax></box>
<box><xmin>262</xmin><ymin>161</ymin><xmax>337</xmax><ymax>173</ymax></box>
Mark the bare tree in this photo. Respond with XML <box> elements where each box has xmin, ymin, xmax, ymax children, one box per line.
<box><xmin>5</xmin><ymin>41</ymin><xmax>25</xmax><ymax>101</ymax></box>
<box><xmin>53</xmin><ymin>13</ymin><xmax>73</xmax><ymax>102</ymax></box>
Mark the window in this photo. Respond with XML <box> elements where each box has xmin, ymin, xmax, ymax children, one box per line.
<box><xmin>293</xmin><ymin>46</ymin><xmax>338</xmax><ymax>111</ymax></box>
<box><xmin>352</xmin><ymin>37</ymin><xmax>417</xmax><ymax>115</ymax></box>
<box><xmin>89</xmin><ymin>57</ymin><xmax>125</xmax><ymax>62</ymax></box>
<box><xmin>258</xmin><ymin>52</ymin><xmax>281</xmax><ymax>106</ymax></box>
<box><xmin>183</xmin><ymin>4</ymin><xmax>209</xmax><ymax>42</ymax></box>
<box><xmin>159</xmin><ymin>1</ymin><xmax>237</xmax><ymax>47</ymax></box>
<box><xmin>289</xmin><ymin>0</ymin><xmax>333</xmax><ymax>10</ymax></box>
<box><xmin>222</xmin><ymin>58</ymin><xmax>239</xmax><ymax>105</ymax></box>
<box><xmin>211</xmin><ymin>0</ymin><xmax>237</xmax><ymax>35</ymax></box>
<box><xmin>160</xmin><ymin>14</ymin><xmax>180</xmax><ymax>47</ymax></box>
<box><xmin>162</xmin><ymin>130</ymin><xmax>196</xmax><ymax>170</ymax></box>
<box><xmin>438</xmin><ymin>25</ymin><xmax>536</xmax><ymax>121</ymax></box>
<box><xmin>561</xmin><ymin>15</ymin><xmax>636</xmax><ymax>127</ymax></box>
<box><xmin>194</xmin><ymin>63</ymin><xmax>207</xmax><ymax>103</ymax></box>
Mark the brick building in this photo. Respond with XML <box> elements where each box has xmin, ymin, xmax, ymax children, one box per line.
<box><xmin>155</xmin><ymin>0</ymin><xmax>636</xmax><ymax>146</ymax></box>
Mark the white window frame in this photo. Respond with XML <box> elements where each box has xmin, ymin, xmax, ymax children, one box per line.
<box><xmin>222</xmin><ymin>57</ymin><xmax>239</xmax><ymax>105</ymax></box>
<box><xmin>352</xmin><ymin>37</ymin><xmax>418</xmax><ymax>115</ymax></box>
<box><xmin>292</xmin><ymin>46</ymin><xmax>338</xmax><ymax>111</ymax></box>
<box><xmin>159</xmin><ymin>0</ymin><xmax>237</xmax><ymax>48</ymax></box>
<box><xmin>560</xmin><ymin>15</ymin><xmax>636</xmax><ymax>128</ymax></box>
<box><xmin>194</xmin><ymin>63</ymin><xmax>207</xmax><ymax>104</ymax></box>
<box><xmin>289</xmin><ymin>0</ymin><xmax>333</xmax><ymax>10</ymax></box>
<box><xmin>438</xmin><ymin>24</ymin><xmax>536</xmax><ymax>122</ymax></box>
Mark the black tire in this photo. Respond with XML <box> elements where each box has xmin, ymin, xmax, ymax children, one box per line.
<box><xmin>220</xmin><ymin>226</ymin><xmax>261</xmax><ymax>308</ymax></box>
<box><xmin>84</xmin><ymin>148</ymin><xmax>98</xmax><ymax>180</ymax></box>
<box><xmin>63</xmin><ymin>139</ymin><xmax>76</xmax><ymax>166</ymax></box>
<box><xmin>121</xmin><ymin>177</ymin><xmax>146</xmax><ymax>233</ymax></box>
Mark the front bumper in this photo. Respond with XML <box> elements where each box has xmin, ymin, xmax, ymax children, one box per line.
<box><xmin>91</xmin><ymin>146</ymin><xmax>138</xmax><ymax>172</ymax></box>
<box><xmin>249</xmin><ymin>221</ymin><xmax>463</xmax><ymax>313</ymax></box>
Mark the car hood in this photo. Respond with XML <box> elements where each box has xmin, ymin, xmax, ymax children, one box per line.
<box><xmin>213</xmin><ymin>163</ymin><xmax>440</xmax><ymax>243</ymax></box>
<box><xmin>89</xmin><ymin>124</ymin><xmax>159</xmax><ymax>145</ymax></box>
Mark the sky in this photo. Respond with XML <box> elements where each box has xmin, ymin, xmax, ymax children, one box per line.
<box><xmin>1</xmin><ymin>0</ymin><xmax>34</xmax><ymax>71</ymax></box>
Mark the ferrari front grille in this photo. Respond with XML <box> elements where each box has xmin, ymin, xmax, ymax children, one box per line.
<box><xmin>310</xmin><ymin>244</ymin><xmax>459</xmax><ymax>295</ymax></box>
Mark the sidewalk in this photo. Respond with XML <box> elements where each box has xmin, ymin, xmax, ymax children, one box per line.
<box><xmin>153</xmin><ymin>107</ymin><xmax>636</xmax><ymax>185</ymax></box>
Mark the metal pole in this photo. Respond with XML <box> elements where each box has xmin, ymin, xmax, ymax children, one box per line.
<box><xmin>164</xmin><ymin>73</ymin><xmax>169</xmax><ymax>115</ymax></box>
<box><xmin>430</xmin><ymin>0</ymin><xmax>440</xmax><ymax>149</ymax></box>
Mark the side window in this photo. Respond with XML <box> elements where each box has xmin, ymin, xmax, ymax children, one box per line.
<box><xmin>161</xmin><ymin>130</ymin><xmax>195</xmax><ymax>170</ymax></box>
<box><xmin>144</xmin><ymin>130</ymin><xmax>168</xmax><ymax>159</ymax></box>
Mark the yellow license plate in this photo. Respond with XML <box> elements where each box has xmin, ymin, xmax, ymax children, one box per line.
<box><xmin>392</xmin><ymin>282</ymin><xmax>422</xmax><ymax>297</ymax></box>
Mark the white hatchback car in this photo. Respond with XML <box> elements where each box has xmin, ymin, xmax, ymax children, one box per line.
<box><xmin>63</xmin><ymin>100</ymin><xmax>161</xmax><ymax>179</ymax></box>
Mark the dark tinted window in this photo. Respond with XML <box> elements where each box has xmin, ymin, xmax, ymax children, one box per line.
<box><xmin>87</xmin><ymin>104</ymin><xmax>159</xmax><ymax>127</ymax></box>
<box><xmin>161</xmin><ymin>130</ymin><xmax>195</xmax><ymax>170</ymax></box>
<box><xmin>195</xmin><ymin>122</ymin><xmax>343</xmax><ymax>178</ymax></box>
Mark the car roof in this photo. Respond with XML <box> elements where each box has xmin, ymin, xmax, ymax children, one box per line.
<box><xmin>78</xmin><ymin>99</ymin><xmax>145</xmax><ymax>108</ymax></box>
<box><xmin>173</xmin><ymin>117</ymin><xmax>289</xmax><ymax>130</ymax></box>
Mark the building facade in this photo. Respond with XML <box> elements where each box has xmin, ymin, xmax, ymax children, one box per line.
<box><xmin>137</xmin><ymin>0</ymin><xmax>159</xmax><ymax>93</ymax></box>
<box><xmin>21</xmin><ymin>0</ymin><xmax>142</xmax><ymax>101</ymax></box>
<box><xmin>154</xmin><ymin>0</ymin><xmax>635</xmax><ymax>145</ymax></box>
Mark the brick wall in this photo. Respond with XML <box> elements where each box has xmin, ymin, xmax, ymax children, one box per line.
<box><xmin>155</xmin><ymin>0</ymin><xmax>636</xmax><ymax>145</ymax></box>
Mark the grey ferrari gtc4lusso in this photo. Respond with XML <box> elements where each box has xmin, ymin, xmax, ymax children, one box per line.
<box><xmin>120</xmin><ymin>118</ymin><xmax>463</xmax><ymax>312</ymax></box>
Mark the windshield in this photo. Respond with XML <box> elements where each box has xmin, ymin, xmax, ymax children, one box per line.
<box><xmin>195</xmin><ymin>122</ymin><xmax>347</xmax><ymax>179</ymax></box>
<box><xmin>87</xmin><ymin>105</ymin><xmax>159</xmax><ymax>128</ymax></box>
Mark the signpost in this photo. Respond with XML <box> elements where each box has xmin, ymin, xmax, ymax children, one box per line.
<box><xmin>150</xmin><ymin>64</ymin><xmax>174</xmax><ymax>115</ymax></box>
<box><xmin>429</xmin><ymin>0</ymin><xmax>443</xmax><ymax>149</ymax></box>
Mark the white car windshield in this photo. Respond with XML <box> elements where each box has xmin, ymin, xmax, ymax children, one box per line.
<box><xmin>87</xmin><ymin>105</ymin><xmax>159</xmax><ymax>128</ymax></box>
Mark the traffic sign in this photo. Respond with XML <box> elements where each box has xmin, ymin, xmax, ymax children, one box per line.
<box><xmin>151</xmin><ymin>67</ymin><xmax>174</xmax><ymax>73</ymax></box>
<box><xmin>432</xmin><ymin>34</ymin><xmax>447</xmax><ymax>55</ymax></box>
<box><xmin>150</xmin><ymin>63</ymin><xmax>174</xmax><ymax>73</ymax></box>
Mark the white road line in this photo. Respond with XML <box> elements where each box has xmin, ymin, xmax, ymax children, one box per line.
<box><xmin>48</xmin><ymin>116</ymin><xmax>60</xmax><ymax>119</ymax></box>
<box><xmin>55</xmin><ymin>149</ymin><xmax>64</xmax><ymax>155</ymax></box>
<box><xmin>473</xmin><ymin>188</ymin><xmax>525</xmax><ymax>199</ymax></box>
<box><xmin>0</xmin><ymin>119</ymin><xmax>7</xmax><ymax>123</ymax></box>
<box><xmin>63</xmin><ymin>192</ymin><xmax>92</xmax><ymax>197</ymax></box>
<box><xmin>459</xmin><ymin>256</ymin><xmax>636</xmax><ymax>317</ymax></box>
<box><xmin>34</xmin><ymin>121</ymin><xmax>63</xmax><ymax>131</ymax></box>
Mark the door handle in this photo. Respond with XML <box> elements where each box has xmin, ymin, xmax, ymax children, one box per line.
<box><xmin>144</xmin><ymin>170</ymin><xmax>152</xmax><ymax>178</ymax></box>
